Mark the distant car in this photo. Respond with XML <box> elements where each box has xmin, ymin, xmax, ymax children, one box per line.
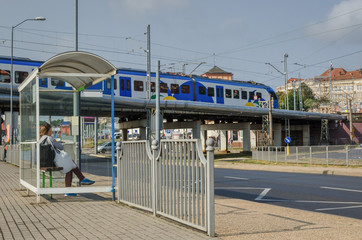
<box><xmin>97</xmin><ymin>141</ymin><xmax>121</xmax><ymax>153</ymax></box>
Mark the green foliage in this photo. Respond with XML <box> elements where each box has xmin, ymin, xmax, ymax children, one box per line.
<box><xmin>276</xmin><ymin>82</ymin><xmax>329</xmax><ymax>111</ymax></box>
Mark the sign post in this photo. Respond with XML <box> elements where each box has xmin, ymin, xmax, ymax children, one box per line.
<box><xmin>284</xmin><ymin>137</ymin><xmax>291</xmax><ymax>156</ymax></box>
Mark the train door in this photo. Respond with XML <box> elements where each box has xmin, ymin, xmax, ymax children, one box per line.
<box><xmin>120</xmin><ymin>77</ymin><xmax>132</xmax><ymax>97</ymax></box>
<box><xmin>216</xmin><ymin>85</ymin><xmax>224</xmax><ymax>104</ymax></box>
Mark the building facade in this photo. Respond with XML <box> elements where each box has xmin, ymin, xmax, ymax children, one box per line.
<box><xmin>277</xmin><ymin>68</ymin><xmax>362</xmax><ymax>113</ymax></box>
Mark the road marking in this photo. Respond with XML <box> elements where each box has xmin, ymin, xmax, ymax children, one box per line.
<box><xmin>224</xmin><ymin>176</ymin><xmax>249</xmax><ymax>181</ymax></box>
<box><xmin>316</xmin><ymin>205</ymin><xmax>362</xmax><ymax>211</ymax></box>
<box><xmin>255</xmin><ymin>188</ymin><xmax>271</xmax><ymax>201</ymax></box>
<box><xmin>321</xmin><ymin>186</ymin><xmax>362</xmax><ymax>193</ymax></box>
<box><xmin>215</xmin><ymin>187</ymin><xmax>265</xmax><ymax>190</ymax></box>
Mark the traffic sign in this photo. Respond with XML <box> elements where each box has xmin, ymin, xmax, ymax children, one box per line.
<box><xmin>284</xmin><ymin>137</ymin><xmax>291</xmax><ymax>144</ymax></box>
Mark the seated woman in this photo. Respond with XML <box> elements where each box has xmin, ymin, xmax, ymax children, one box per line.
<box><xmin>40</xmin><ymin>123</ymin><xmax>95</xmax><ymax>196</ymax></box>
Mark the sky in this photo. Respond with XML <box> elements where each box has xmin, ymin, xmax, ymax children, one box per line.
<box><xmin>1</xmin><ymin>0</ymin><xmax>362</xmax><ymax>90</ymax></box>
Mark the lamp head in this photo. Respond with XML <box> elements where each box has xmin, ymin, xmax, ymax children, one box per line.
<box><xmin>35</xmin><ymin>17</ymin><xmax>46</xmax><ymax>21</ymax></box>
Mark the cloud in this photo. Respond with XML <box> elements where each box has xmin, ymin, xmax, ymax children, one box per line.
<box><xmin>109</xmin><ymin>0</ymin><xmax>188</xmax><ymax>16</ymax></box>
<box><xmin>217</xmin><ymin>17</ymin><xmax>244</xmax><ymax>32</ymax></box>
<box><xmin>307</xmin><ymin>0</ymin><xmax>362</xmax><ymax>43</ymax></box>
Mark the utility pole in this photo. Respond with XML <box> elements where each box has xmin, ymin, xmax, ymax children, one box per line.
<box><xmin>298</xmin><ymin>73</ymin><xmax>303</xmax><ymax>111</ymax></box>
<box><xmin>284</xmin><ymin>54</ymin><xmax>289</xmax><ymax>110</ymax></box>
<box><xmin>329</xmin><ymin>62</ymin><xmax>333</xmax><ymax>103</ymax></box>
<box><xmin>146</xmin><ymin>25</ymin><xmax>151</xmax><ymax>99</ymax></box>
<box><xmin>269</xmin><ymin>94</ymin><xmax>273</xmax><ymax>146</ymax></box>
<box><xmin>348</xmin><ymin>99</ymin><xmax>353</xmax><ymax>144</ymax></box>
<box><xmin>146</xmin><ymin>25</ymin><xmax>151</xmax><ymax>140</ymax></box>
<box><xmin>293</xmin><ymin>80</ymin><xmax>296</xmax><ymax>110</ymax></box>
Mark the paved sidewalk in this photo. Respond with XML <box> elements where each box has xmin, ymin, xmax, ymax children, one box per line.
<box><xmin>0</xmin><ymin>162</ymin><xmax>213</xmax><ymax>240</ymax></box>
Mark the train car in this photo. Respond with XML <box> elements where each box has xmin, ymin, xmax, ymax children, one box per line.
<box><xmin>0</xmin><ymin>56</ymin><xmax>278</xmax><ymax>108</ymax></box>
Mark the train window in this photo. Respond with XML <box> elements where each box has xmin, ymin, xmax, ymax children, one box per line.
<box><xmin>0</xmin><ymin>70</ymin><xmax>10</xmax><ymax>83</ymax></box>
<box><xmin>160</xmin><ymin>83</ymin><xmax>168</xmax><ymax>93</ymax></box>
<box><xmin>199</xmin><ymin>86</ymin><xmax>206</xmax><ymax>95</ymax></box>
<box><xmin>134</xmin><ymin>80</ymin><xmax>144</xmax><ymax>91</ymax></box>
<box><xmin>181</xmin><ymin>85</ymin><xmax>190</xmax><ymax>94</ymax></box>
<box><xmin>256</xmin><ymin>92</ymin><xmax>262</xmax><ymax>99</ymax></box>
<box><xmin>151</xmin><ymin>82</ymin><xmax>155</xmax><ymax>92</ymax></box>
<box><xmin>106</xmin><ymin>78</ymin><xmax>117</xmax><ymax>90</ymax></box>
<box><xmin>121</xmin><ymin>79</ymin><xmax>125</xmax><ymax>90</ymax></box>
<box><xmin>171</xmin><ymin>84</ymin><xmax>179</xmax><ymax>94</ymax></box>
<box><xmin>225</xmin><ymin>89</ymin><xmax>231</xmax><ymax>98</ymax></box>
<box><xmin>233</xmin><ymin>90</ymin><xmax>240</xmax><ymax>99</ymax></box>
<box><xmin>208</xmin><ymin>87</ymin><xmax>214</xmax><ymax>97</ymax></box>
<box><xmin>51</xmin><ymin>79</ymin><xmax>64</xmax><ymax>87</ymax></box>
<box><xmin>241</xmin><ymin>91</ymin><xmax>247</xmax><ymax>99</ymax></box>
<box><xmin>126</xmin><ymin>80</ymin><xmax>130</xmax><ymax>91</ymax></box>
<box><xmin>40</xmin><ymin>78</ymin><xmax>47</xmax><ymax>86</ymax></box>
<box><xmin>15</xmin><ymin>71</ymin><xmax>28</xmax><ymax>84</ymax></box>
<box><xmin>249</xmin><ymin>91</ymin><xmax>254</xmax><ymax>100</ymax></box>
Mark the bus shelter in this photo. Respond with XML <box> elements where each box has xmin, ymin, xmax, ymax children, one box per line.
<box><xmin>18</xmin><ymin>51</ymin><xmax>117</xmax><ymax>202</ymax></box>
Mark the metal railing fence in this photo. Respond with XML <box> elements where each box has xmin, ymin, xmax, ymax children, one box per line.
<box><xmin>117</xmin><ymin>138</ymin><xmax>215</xmax><ymax>236</ymax></box>
<box><xmin>253</xmin><ymin>145</ymin><xmax>362</xmax><ymax>166</ymax></box>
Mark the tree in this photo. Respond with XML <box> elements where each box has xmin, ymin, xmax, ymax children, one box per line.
<box><xmin>276</xmin><ymin>83</ymin><xmax>328</xmax><ymax>111</ymax></box>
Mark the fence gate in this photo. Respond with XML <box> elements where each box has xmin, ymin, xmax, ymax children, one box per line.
<box><xmin>117</xmin><ymin>139</ymin><xmax>215</xmax><ymax>236</ymax></box>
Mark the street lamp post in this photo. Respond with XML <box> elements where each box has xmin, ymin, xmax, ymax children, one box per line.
<box><xmin>10</xmin><ymin>17</ymin><xmax>45</xmax><ymax>144</ymax></box>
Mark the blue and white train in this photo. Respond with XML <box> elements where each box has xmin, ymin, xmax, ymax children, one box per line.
<box><xmin>0</xmin><ymin>56</ymin><xmax>278</xmax><ymax>108</ymax></box>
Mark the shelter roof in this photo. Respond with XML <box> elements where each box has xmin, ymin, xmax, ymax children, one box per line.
<box><xmin>19</xmin><ymin>51</ymin><xmax>117</xmax><ymax>92</ymax></box>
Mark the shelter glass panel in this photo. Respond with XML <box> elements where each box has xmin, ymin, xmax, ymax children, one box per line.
<box><xmin>20</xmin><ymin>79</ymin><xmax>37</xmax><ymax>185</ymax></box>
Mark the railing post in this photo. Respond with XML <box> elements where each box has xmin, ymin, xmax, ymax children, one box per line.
<box><xmin>206</xmin><ymin>138</ymin><xmax>215</xmax><ymax>237</ymax></box>
<box><xmin>116</xmin><ymin>142</ymin><xmax>121</xmax><ymax>203</ymax></box>
<box><xmin>346</xmin><ymin>145</ymin><xmax>349</xmax><ymax>167</ymax></box>
<box><xmin>151</xmin><ymin>140</ymin><xmax>159</xmax><ymax>216</ymax></box>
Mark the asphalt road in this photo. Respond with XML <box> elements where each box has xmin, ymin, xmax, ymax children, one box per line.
<box><xmin>79</xmin><ymin>152</ymin><xmax>362</xmax><ymax>220</ymax></box>
<box><xmin>215</xmin><ymin>168</ymin><xmax>362</xmax><ymax>220</ymax></box>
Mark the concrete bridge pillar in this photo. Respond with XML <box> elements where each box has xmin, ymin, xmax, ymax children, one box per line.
<box><xmin>303</xmin><ymin>124</ymin><xmax>310</xmax><ymax>146</ymax></box>
<box><xmin>220</xmin><ymin>130</ymin><xmax>227</xmax><ymax>152</ymax></box>
<box><xmin>191</xmin><ymin>120</ymin><xmax>201</xmax><ymax>139</ymax></box>
<box><xmin>242</xmin><ymin>123</ymin><xmax>251</xmax><ymax>152</ymax></box>
<box><xmin>122</xmin><ymin>129</ymin><xmax>128</xmax><ymax>141</ymax></box>
<box><xmin>201</xmin><ymin>130</ymin><xmax>207</xmax><ymax>152</ymax></box>
<box><xmin>140</xmin><ymin>127</ymin><xmax>147</xmax><ymax>140</ymax></box>
<box><xmin>274</xmin><ymin>123</ymin><xmax>282</xmax><ymax>146</ymax></box>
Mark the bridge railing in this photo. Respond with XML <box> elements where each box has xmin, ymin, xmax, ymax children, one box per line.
<box><xmin>117</xmin><ymin>138</ymin><xmax>215</xmax><ymax>237</ymax></box>
<box><xmin>252</xmin><ymin>145</ymin><xmax>362</xmax><ymax>166</ymax></box>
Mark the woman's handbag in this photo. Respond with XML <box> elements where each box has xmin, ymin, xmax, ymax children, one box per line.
<box><xmin>53</xmin><ymin>149</ymin><xmax>77</xmax><ymax>174</ymax></box>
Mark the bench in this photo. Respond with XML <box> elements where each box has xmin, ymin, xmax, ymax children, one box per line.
<box><xmin>40</xmin><ymin>167</ymin><xmax>63</xmax><ymax>198</ymax></box>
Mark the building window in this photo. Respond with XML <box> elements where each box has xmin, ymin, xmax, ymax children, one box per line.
<box><xmin>233</xmin><ymin>90</ymin><xmax>240</xmax><ymax>99</ymax></box>
<box><xmin>134</xmin><ymin>80</ymin><xmax>144</xmax><ymax>91</ymax></box>
<box><xmin>171</xmin><ymin>84</ymin><xmax>179</xmax><ymax>94</ymax></box>
<box><xmin>199</xmin><ymin>86</ymin><xmax>206</xmax><ymax>95</ymax></box>
<box><xmin>225</xmin><ymin>89</ymin><xmax>231</xmax><ymax>98</ymax></box>
<box><xmin>208</xmin><ymin>87</ymin><xmax>214</xmax><ymax>97</ymax></box>
<box><xmin>241</xmin><ymin>91</ymin><xmax>247</xmax><ymax>99</ymax></box>
<box><xmin>232</xmin><ymin>131</ymin><xmax>238</xmax><ymax>141</ymax></box>
<box><xmin>160</xmin><ymin>83</ymin><xmax>168</xmax><ymax>93</ymax></box>
<box><xmin>181</xmin><ymin>85</ymin><xmax>190</xmax><ymax>94</ymax></box>
<box><xmin>0</xmin><ymin>70</ymin><xmax>10</xmax><ymax>83</ymax></box>
<box><xmin>15</xmin><ymin>71</ymin><xmax>28</xmax><ymax>84</ymax></box>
